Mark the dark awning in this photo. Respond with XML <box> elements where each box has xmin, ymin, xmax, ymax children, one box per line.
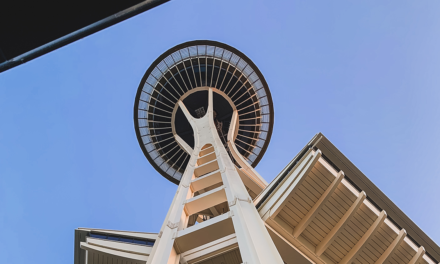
<box><xmin>0</xmin><ymin>0</ymin><xmax>170</xmax><ymax>73</ymax></box>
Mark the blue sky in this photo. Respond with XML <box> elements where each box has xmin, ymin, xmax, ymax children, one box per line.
<box><xmin>1</xmin><ymin>1</ymin><xmax>440</xmax><ymax>263</ymax></box>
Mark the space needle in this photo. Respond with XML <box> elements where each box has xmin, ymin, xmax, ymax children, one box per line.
<box><xmin>133</xmin><ymin>40</ymin><xmax>283</xmax><ymax>264</ymax></box>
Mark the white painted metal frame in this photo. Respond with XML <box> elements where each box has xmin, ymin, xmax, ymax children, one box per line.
<box><xmin>146</xmin><ymin>88</ymin><xmax>283</xmax><ymax>264</ymax></box>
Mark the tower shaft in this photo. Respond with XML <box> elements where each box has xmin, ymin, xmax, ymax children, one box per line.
<box><xmin>147</xmin><ymin>88</ymin><xmax>284</xmax><ymax>264</ymax></box>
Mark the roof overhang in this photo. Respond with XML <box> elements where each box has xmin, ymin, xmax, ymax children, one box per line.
<box><xmin>74</xmin><ymin>228</ymin><xmax>158</xmax><ymax>264</ymax></box>
<box><xmin>256</xmin><ymin>132</ymin><xmax>440</xmax><ymax>264</ymax></box>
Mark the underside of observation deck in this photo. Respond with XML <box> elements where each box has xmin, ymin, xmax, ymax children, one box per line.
<box><xmin>134</xmin><ymin>40</ymin><xmax>274</xmax><ymax>183</ymax></box>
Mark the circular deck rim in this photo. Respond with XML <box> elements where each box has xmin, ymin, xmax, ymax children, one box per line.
<box><xmin>134</xmin><ymin>40</ymin><xmax>274</xmax><ymax>184</ymax></box>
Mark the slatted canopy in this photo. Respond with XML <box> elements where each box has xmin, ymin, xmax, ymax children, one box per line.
<box><xmin>257</xmin><ymin>139</ymin><xmax>439</xmax><ymax>264</ymax></box>
<box><xmin>134</xmin><ymin>40</ymin><xmax>274</xmax><ymax>184</ymax></box>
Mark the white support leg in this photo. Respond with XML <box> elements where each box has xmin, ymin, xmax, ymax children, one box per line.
<box><xmin>147</xmin><ymin>88</ymin><xmax>284</xmax><ymax>264</ymax></box>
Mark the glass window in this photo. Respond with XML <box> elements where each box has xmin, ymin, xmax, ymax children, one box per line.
<box><xmin>133</xmin><ymin>239</ymin><xmax>147</xmax><ymax>245</ymax></box>
<box><xmin>119</xmin><ymin>237</ymin><xmax>133</xmax><ymax>243</ymax></box>
<box><xmin>88</xmin><ymin>233</ymin><xmax>154</xmax><ymax>246</ymax></box>
<box><xmin>90</xmin><ymin>233</ymin><xmax>107</xmax><ymax>239</ymax></box>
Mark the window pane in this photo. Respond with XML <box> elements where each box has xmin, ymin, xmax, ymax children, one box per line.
<box><xmin>119</xmin><ymin>237</ymin><xmax>133</xmax><ymax>243</ymax></box>
<box><xmin>133</xmin><ymin>239</ymin><xmax>147</xmax><ymax>245</ymax></box>
<box><xmin>90</xmin><ymin>233</ymin><xmax>107</xmax><ymax>239</ymax></box>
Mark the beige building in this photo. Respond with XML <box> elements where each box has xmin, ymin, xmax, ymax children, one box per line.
<box><xmin>74</xmin><ymin>41</ymin><xmax>439</xmax><ymax>264</ymax></box>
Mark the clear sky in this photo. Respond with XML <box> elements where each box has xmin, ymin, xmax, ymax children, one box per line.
<box><xmin>1</xmin><ymin>1</ymin><xmax>440</xmax><ymax>263</ymax></box>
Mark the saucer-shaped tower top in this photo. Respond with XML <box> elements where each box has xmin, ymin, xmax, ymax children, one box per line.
<box><xmin>134</xmin><ymin>40</ymin><xmax>274</xmax><ymax>184</ymax></box>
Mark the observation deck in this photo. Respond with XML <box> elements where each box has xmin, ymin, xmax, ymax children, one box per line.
<box><xmin>134</xmin><ymin>40</ymin><xmax>274</xmax><ymax>183</ymax></box>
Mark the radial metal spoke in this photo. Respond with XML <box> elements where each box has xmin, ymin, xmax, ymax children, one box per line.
<box><xmin>179</xmin><ymin>51</ymin><xmax>194</xmax><ymax>89</ymax></box>
<box><xmin>188</xmin><ymin>49</ymin><xmax>199</xmax><ymax>87</ymax></box>
<box><xmin>219</xmin><ymin>55</ymin><xmax>233</xmax><ymax>91</ymax></box>
<box><xmin>148</xmin><ymin>131</ymin><xmax>173</xmax><ymax>138</ymax></box>
<box><xmin>239</xmin><ymin>123</ymin><xmax>263</xmax><ymax>127</ymax></box>
<box><xmin>148</xmin><ymin>105</ymin><xmax>173</xmax><ymax>115</ymax></box>
<box><xmin>235</xmin><ymin>94</ymin><xmax>257</xmax><ymax>108</ymax></box>
<box><xmin>205</xmin><ymin>53</ymin><xmax>208</xmax><ymax>86</ymax></box>
<box><xmin>155</xmin><ymin>144</ymin><xmax>179</xmax><ymax>163</ymax></box>
<box><xmin>235</xmin><ymin>137</ymin><xmax>262</xmax><ymax>149</ymax></box>
<box><xmin>158</xmin><ymin>144</ymin><xmax>181</xmax><ymax>166</ymax></box>
<box><xmin>230</xmin><ymin>78</ymin><xmax>250</xmax><ymax>99</ymax></box>
<box><xmin>243</xmin><ymin>155</ymin><xmax>252</xmax><ymax>163</ymax></box>
<box><xmin>140</xmin><ymin>126</ymin><xmax>172</xmax><ymax>130</ymax></box>
<box><xmin>146</xmin><ymin>121</ymin><xmax>171</xmax><ymax>124</ymax></box>
<box><xmin>149</xmin><ymin>136</ymin><xmax>174</xmax><ymax>145</ymax></box>
<box><xmin>168</xmin><ymin>150</ymin><xmax>185</xmax><ymax>169</ymax></box>
<box><xmin>226</xmin><ymin>64</ymin><xmax>248</xmax><ymax>97</ymax></box>
<box><xmin>163</xmin><ymin>59</ymin><xmax>186</xmax><ymax>95</ymax></box>
<box><xmin>236</xmin><ymin>143</ymin><xmax>257</xmax><ymax>156</ymax></box>
<box><xmin>209</xmin><ymin>51</ymin><xmax>216</xmax><ymax>87</ymax></box>
<box><xmin>148</xmin><ymin>96</ymin><xmax>174</xmax><ymax>110</ymax></box>
<box><xmin>237</xmin><ymin>133</ymin><xmax>260</xmax><ymax>142</ymax></box>
<box><xmin>150</xmin><ymin>88</ymin><xmax>177</xmax><ymax>106</ymax></box>
<box><xmin>151</xmin><ymin>76</ymin><xmax>179</xmax><ymax>102</ymax></box>
<box><xmin>236</xmin><ymin>93</ymin><xmax>265</xmax><ymax>109</ymax></box>
<box><xmin>214</xmin><ymin>50</ymin><xmax>225</xmax><ymax>88</ymax></box>
<box><xmin>171</xmin><ymin>54</ymin><xmax>190</xmax><ymax>92</ymax></box>
<box><xmin>155</xmin><ymin>65</ymin><xmax>183</xmax><ymax>98</ymax></box>
<box><xmin>166</xmin><ymin>68</ymin><xmax>186</xmax><ymax>95</ymax></box>
<box><xmin>166</xmin><ymin>149</ymin><xmax>185</xmax><ymax>172</ymax></box>
<box><xmin>238</xmin><ymin>128</ymin><xmax>261</xmax><ymax>134</ymax></box>
<box><xmin>197</xmin><ymin>57</ymin><xmax>203</xmax><ymax>86</ymax></box>
<box><xmin>219</xmin><ymin>64</ymin><xmax>230</xmax><ymax>91</ymax></box>
<box><xmin>138</xmin><ymin>98</ymin><xmax>151</xmax><ymax>104</ymax></box>
<box><xmin>222</xmin><ymin>63</ymin><xmax>239</xmax><ymax>93</ymax></box>
<box><xmin>176</xmin><ymin>66</ymin><xmax>190</xmax><ymax>92</ymax></box>
<box><xmin>233</xmin><ymin>82</ymin><xmax>256</xmax><ymax>103</ymax></box>
<box><xmin>239</xmin><ymin>115</ymin><xmax>267</xmax><ymax>121</ymax></box>
<box><xmin>176</xmin><ymin>154</ymin><xmax>190</xmax><ymax>173</ymax></box>
<box><xmin>238</xmin><ymin>105</ymin><xmax>261</xmax><ymax>116</ymax></box>
<box><xmin>152</xmin><ymin>140</ymin><xmax>178</xmax><ymax>154</ymax></box>
<box><xmin>139</xmin><ymin>93</ymin><xmax>177</xmax><ymax>110</ymax></box>
<box><xmin>142</xmin><ymin>112</ymin><xmax>172</xmax><ymax>119</ymax></box>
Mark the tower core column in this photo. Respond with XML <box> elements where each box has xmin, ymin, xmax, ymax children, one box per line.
<box><xmin>146</xmin><ymin>88</ymin><xmax>283</xmax><ymax>264</ymax></box>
